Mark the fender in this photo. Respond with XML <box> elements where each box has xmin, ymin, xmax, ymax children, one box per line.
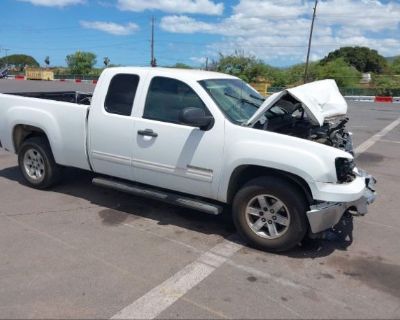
<box><xmin>5</xmin><ymin>106</ymin><xmax>64</xmax><ymax>163</ymax></box>
<box><xmin>217</xmin><ymin>122</ymin><xmax>353</xmax><ymax>202</ymax></box>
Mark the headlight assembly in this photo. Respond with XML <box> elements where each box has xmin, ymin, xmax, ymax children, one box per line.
<box><xmin>335</xmin><ymin>157</ymin><xmax>355</xmax><ymax>183</ymax></box>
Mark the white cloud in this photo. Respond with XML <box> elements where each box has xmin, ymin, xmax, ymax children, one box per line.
<box><xmin>80</xmin><ymin>21</ymin><xmax>139</xmax><ymax>35</ymax></box>
<box><xmin>160</xmin><ymin>0</ymin><xmax>400</xmax><ymax>63</ymax></box>
<box><xmin>318</xmin><ymin>0</ymin><xmax>400</xmax><ymax>31</ymax></box>
<box><xmin>117</xmin><ymin>0</ymin><xmax>223</xmax><ymax>15</ymax></box>
<box><xmin>233</xmin><ymin>0</ymin><xmax>309</xmax><ymax>18</ymax></box>
<box><xmin>18</xmin><ymin>0</ymin><xmax>84</xmax><ymax>7</ymax></box>
<box><xmin>190</xmin><ymin>56</ymin><xmax>207</xmax><ymax>64</ymax></box>
<box><xmin>160</xmin><ymin>16</ymin><xmax>216</xmax><ymax>33</ymax></box>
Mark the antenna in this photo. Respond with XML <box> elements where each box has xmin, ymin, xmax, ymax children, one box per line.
<box><xmin>304</xmin><ymin>0</ymin><xmax>318</xmax><ymax>83</ymax></box>
<box><xmin>150</xmin><ymin>16</ymin><xmax>157</xmax><ymax>67</ymax></box>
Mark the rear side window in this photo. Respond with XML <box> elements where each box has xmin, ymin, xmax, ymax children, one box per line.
<box><xmin>104</xmin><ymin>74</ymin><xmax>139</xmax><ymax>116</ymax></box>
<box><xmin>143</xmin><ymin>76</ymin><xmax>208</xmax><ymax>124</ymax></box>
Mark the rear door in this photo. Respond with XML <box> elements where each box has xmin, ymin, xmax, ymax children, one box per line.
<box><xmin>88</xmin><ymin>72</ymin><xmax>142</xmax><ymax>180</ymax></box>
<box><xmin>132</xmin><ymin>76</ymin><xmax>224</xmax><ymax>199</ymax></box>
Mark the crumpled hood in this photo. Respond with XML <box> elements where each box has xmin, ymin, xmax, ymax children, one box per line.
<box><xmin>246</xmin><ymin>79</ymin><xmax>348</xmax><ymax>127</ymax></box>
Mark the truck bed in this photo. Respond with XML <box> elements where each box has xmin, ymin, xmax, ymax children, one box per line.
<box><xmin>0</xmin><ymin>92</ymin><xmax>91</xmax><ymax>171</ymax></box>
<box><xmin>7</xmin><ymin>91</ymin><xmax>92</xmax><ymax>105</ymax></box>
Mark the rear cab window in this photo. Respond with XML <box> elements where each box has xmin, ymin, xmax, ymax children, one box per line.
<box><xmin>104</xmin><ymin>74</ymin><xmax>140</xmax><ymax>116</ymax></box>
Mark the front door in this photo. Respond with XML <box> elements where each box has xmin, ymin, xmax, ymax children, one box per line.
<box><xmin>132</xmin><ymin>76</ymin><xmax>224</xmax><ymax>199</ymax></box>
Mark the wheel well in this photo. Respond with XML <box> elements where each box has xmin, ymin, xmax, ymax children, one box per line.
<box><xmin>13</xmin><ymin>125</ymin><xmax>48</xmax><ymax>153</ymax></box>
<box><xmin>227</xmin><ymin>165</ymin><xmax>313</xmax><ymax>205</ymax></box>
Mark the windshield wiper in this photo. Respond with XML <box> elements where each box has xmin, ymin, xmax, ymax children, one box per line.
<box><xmin>224</xmin><ymin>92</ymin><xmax>260</xmax><ymax>108</ymax></box>
<box><xmin>249</xmin><ymin>93</ymin><xmax>265</xmax><ymax>102</ymax></box>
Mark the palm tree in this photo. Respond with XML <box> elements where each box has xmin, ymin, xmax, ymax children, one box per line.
<box><xmin>44</xmin><ymin>56</ymin><xmax>50</xmax><ymax>68</ymax></box>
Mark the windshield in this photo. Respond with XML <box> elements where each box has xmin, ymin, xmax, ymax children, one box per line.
<box><xmin>199</xmin><ymin>78</ymin><xmax>265</xmax><ymax>124</ymax></box>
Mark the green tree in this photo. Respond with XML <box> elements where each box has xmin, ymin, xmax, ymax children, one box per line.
<box><xmin>314</xmin><ymin>58</ymin><xmax>361</xmax><ymax>87</ymax></box>
<box><xmin>171</xmin><ymin>63</ymin><xmax>192</xmax><ymax>69</ymax></box>
<box><xmin>0</xmin><ymin>54</ymin><xmax>39</xmax><ymax>70</ymax></box>
<box><xmin>103</xmin><ymin>57</ymin><xmax>110</xmax><ymax>67</ymax></box>
<box><xmin>320</xmin><ymin>46</ymin><xmax>387</xmax><ymax>73</ymax></box>
<box><xmin>390</xmin><ymin>57</ymin><xmax>400</xmax><ymax>74</ymax></box>
<box><xmin>215</xmin><ymin>51</ymin><xmax>268</xmax><ymax>83</ymax></box>
<box><xmin>373</xmin><ymin>74</ymin><xmax>400</xmax><ymax>96</ymax></box>
<box><xmin>66</xmin><ymin>51</ymin><xmax>97</xmax><ymax>75</ymax></box>
<box><xmin>44</xmin><ymin>56</ymin><xmax>50</xmax><ymax>67</ymax></box>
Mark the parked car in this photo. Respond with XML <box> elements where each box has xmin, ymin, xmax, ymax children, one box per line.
<box><xmin>0</xmin><ymin>67</ymin><xmax>376</xmax><ymax>251</ymax></box>
<box><xmin>0</xmin><ymin>67</ymin><xmax>9</xmax><ymax>79</ymax></box>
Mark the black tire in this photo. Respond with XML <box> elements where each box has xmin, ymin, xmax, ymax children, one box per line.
<box><xmin>18</xmin><ymin>136</ymin><xmax>61</xmax><ymax>189</ymax></box>
<box><xmin>232</xmin><ymin>176</ymin><xmax>308</xmax><ymax>252</ymax></box>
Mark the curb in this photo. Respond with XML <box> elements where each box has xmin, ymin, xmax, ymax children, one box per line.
<box><xmin>345</xmin><ymin>95</ymin><xmax>375</xmax><ymax>102</ymax></box>
<box><xmin>345</xmin><ymin>95</ymin><xmax>400</xmax><ymax>103</ymax></box>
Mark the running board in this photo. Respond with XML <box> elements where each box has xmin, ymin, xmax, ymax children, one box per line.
<box><xmin>92</xmin><ymin>177</ymin><xmax>222</xmax><ymax>215</ymax></box>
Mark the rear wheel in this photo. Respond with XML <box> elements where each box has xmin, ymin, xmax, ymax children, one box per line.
<box><xmin>232</xmin><ymin>176</ymin><xmax>308</xmax><ymax>252</ymax></box>
<box><xmin>18</xmin><ymin>137</ymin><xmax>61</xmax><ymax>189</ymax></box>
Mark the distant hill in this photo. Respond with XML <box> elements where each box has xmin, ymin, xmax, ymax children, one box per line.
<box><xmin>386</xmin><ymin>56</ymin><xmax>399</xmax><ymax>63</ymax></box>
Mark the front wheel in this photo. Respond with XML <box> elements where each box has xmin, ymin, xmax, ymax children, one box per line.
<box><xmin>232</xmin><ymin>176</ymin><xmax>308</xmax><ymax>252</ymax></box>
<box><xmin>18</xmin><ymin>137</ymin><xmax>61</xmax><ymax>189</ymax></box>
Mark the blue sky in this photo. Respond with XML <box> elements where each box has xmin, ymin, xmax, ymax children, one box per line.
<box><xmin>1</xmin><ymin>0</ymin><xmax>399</xmax><ymax>68</ymax></box>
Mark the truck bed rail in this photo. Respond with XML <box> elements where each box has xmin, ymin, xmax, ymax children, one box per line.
<box><xmin>6</xmin><ymin>91</ymin><xmax>92</xmax><ymax>105</ymax></box>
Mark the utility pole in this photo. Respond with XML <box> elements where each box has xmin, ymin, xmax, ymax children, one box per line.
<box><xmin>205</xmin><ymin>57</ymin><xmax>208</xmax><ymax>71</ymax></box>
<box><xmin>304</xmin><ymin>0</ymin><xmax>318</xmax><ymax>83</ymax></box>
<box><xmin>4</xmin><ymin>48</ymin><xmax>9</xmax><ymax>67</ymax></box>
<box><xmin>150</xmin><ymin>16</ymin><xmax>157</xmax><ymax>67</ymax></box>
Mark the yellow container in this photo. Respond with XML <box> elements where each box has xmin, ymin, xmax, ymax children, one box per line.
<box><xmin>25</xmin><ymin>68</ymin><xmax>54</xmax><ymax>81</ymax></box>
<box><xmin>250</xmin><ymin>81</ymin><xmax>269</xmax><ymax>96</ymax></box>
<box><xmin>250</xmin><ymin>77</ymin><xmax>270</xmax><ymax>96</ymax></box>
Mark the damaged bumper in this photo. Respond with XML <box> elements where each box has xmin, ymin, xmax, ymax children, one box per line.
<box><xmin>306</xmin><ymin>169</ymin><xmax>376</xmax><ymax>234</ymax></box>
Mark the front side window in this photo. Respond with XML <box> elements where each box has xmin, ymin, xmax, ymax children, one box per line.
<box><xmin>199</xmin><ymin>78</ymin><xmax>264</xmax><ymax>124</ymax></box>
<box><xmin>104</xmin><ymin>74</ymin><xmax>139</xmax><ymax>116</ymax></box>
<box><xmin>143</xmin><ymin>76</ymin><xmax>208</xmax><ymax>124</ymax></box>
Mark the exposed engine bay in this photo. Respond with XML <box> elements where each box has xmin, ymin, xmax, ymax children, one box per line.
<box><xmin>253</xmin><ymin>93</ymin><xmax>354</xmax><ymax>155</ymax></box>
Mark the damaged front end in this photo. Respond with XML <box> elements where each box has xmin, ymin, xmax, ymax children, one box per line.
<box><xmin>307</xmin><ymin>169</ymin><xmax>376</xmax><ymax>234</ymax></box>
<box><xmin>245</xmin><ymin>79</ymin><xmax>377</xmax><ymax>234</ymax></box>
<box><xmin>246</xmin><ymin>80</ymin><xmax>355</xmax><ymax>155</ymax></box>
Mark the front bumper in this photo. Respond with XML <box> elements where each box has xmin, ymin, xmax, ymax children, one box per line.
<box><xmin>306</xmin><ymin>170</ymin><xmax>376</xmax><ymax>234</ymax></box>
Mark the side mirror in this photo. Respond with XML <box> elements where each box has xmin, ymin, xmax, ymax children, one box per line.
<box><xmin>179</xmin><ymin>107</ymin><xmax>214</xmax><ymax>130</ymax></box>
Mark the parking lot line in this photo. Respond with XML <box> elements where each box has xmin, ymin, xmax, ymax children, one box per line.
<box><xmin>355</xmin><ymin>117</ymin><xmax>400</xmax><ymax>154</ymax></box>
<box><xmin>110</xmin><ymin>237</ymin><xmax>242</xmax><ymax>319</ymax></box>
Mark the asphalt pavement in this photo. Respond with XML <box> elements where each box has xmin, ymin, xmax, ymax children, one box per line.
<box><xmin>0</xmin><ymin>79</ymin><xmax>399</xmax><ymax>319</ymax></box>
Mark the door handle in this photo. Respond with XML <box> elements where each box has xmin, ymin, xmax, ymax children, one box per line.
<box><xmin>137</xmin><ymin>129</ymin><xmax>158</xmax><ymax>137</ymax></box>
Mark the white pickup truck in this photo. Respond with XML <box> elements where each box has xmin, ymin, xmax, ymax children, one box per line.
<box><xmin>0</xmin><ymin>67</ymin><xmax>376</xmax><ymax>251</ymax></box>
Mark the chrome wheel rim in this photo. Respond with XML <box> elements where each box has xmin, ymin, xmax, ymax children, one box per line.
<box><xmin>23</xmin><ymin>148</ymin><xmax>45</xmax><ymax>182</ymax></box>
<box><xmin>245</xmin><ymin>194</ymin><xmax>291</xmax><ymax>239</ymax></box>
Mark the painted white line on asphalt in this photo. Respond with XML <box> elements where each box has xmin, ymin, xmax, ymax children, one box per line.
<box><xmin>110</xmin><ymin>237</ymin><xmax>242</xmax><ymax>319</ymax></box>
<box><xmin>355</xmin><ymin>117</ymin><xmax>400</xmax><ymax>155</ymax></box>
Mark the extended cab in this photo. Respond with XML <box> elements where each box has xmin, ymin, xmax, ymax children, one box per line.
<box><xmin>0</xmin><ymin>67</ymin><xmax>376</xmax><ymax>251</ymax></box>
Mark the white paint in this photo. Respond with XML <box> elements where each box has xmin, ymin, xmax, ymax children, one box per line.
<box><xmin>355</xmin><ymin>117</ymin><xmax>400</xmax><ymax>155</ymax></box>
<box><xmin>110</xmin><ymin>237</ymin><xmax>242</xmax><ymax>319</ymax></box>
<box><xmin>0</xmin><ymin>68</ymin><xmax>371</xmax><ymax>205</ymax></box>
<box><xmin>248</xmin><ymin>80</ymin><xmax>348</xmax><ymax>127</ymax></box>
